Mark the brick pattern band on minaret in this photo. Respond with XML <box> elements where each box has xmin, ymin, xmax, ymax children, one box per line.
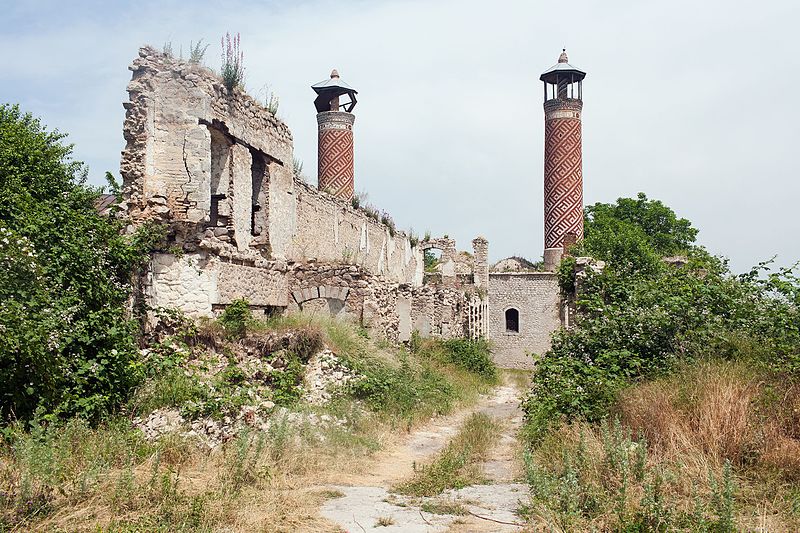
<box><xmin>317</xmin><ymin>111</ymin><xmax>355</xmax><ymax>200</ymax></box>
<box><xmin>543</xmin><ymin>98</ymin><xmax>583</xmax><ymax>252</ymax></box>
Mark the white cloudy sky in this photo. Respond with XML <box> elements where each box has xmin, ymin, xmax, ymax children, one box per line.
<box><xmin>2</xmin><ymin>0</ymin><xmax>798</xmax><ymax>272</ymax></box>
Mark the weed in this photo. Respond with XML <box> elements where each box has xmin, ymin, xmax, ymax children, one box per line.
<box><xmin>394</xmin><ymin>412</ymin><xmax>498</xmax><ymax>496</ymax></box>
<box><xmin>375</xmin><ymin>515</ymin><xmax>395</xmax><ymax>526</ymax></box>
<box><xmin>189</xmin><ymin>39</ymin><xmax>209</xmax><ymax>64</ymax></box>
<box><xmin>218</xmin><ymin>298</ymin><xmax>251</xmax><ymax>337</ymax></box>
<box><xmin>351</xmin><ymin>190</ymin><xmax>367</xmax><ymax>210</ymax></box>
<box><xmin>440</xmin><ymin>338</ymin><xmax>497</xmax><ymax>380</ymax></box>
<box><xmin>221</xmin><ymin>429</ymin><xmax>267</xmax><ymax>494</ymax></box>
<box><xmin>220</xmin><ymin>32</ymin><xmax>244</xmax><ymax>91</ymax></box>
<box><xmin>264</xmin><ymin>88</ymin><xmax>279</xmax><ymax>115</ymax></box>
<box><xmin>420</xmin><ymin>499</ymin><xmax>468</xmax><ymax>515</ymax></box>
<box><xmin>293</xmin><ymin>157</ymin><xmax>304</xmax><ymax>180</ymax></box>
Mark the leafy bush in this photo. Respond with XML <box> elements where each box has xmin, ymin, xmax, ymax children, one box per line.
<box><xmin>349</xmin><ymin>359</ymin><xmax>454</xmax><ymax>420</ymax></box>
<box><xmin>441</xmin><ymin>338</ymin><xmax>497</xmax><ymax>380</ymax></box>
<box><xmin>524</xmin><ymin>194</ymin><xmax>800</xmax><ymax>441</ymax></box>
<box><xmin>267</xmin><ymin>354</ymin><xmax>305</xmax><ymax>407</ymax></box>
<box><xmin>218</xmin><ymin>299</ymin><xmax>252</xmax><ymax>338</ymax></box>
<box><xmin>0</xmin><ymin>104</ymin><xmax>159</xmax><ymax>421</ymax></box>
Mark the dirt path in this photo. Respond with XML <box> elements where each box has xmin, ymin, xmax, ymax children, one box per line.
<box><xmin>320</xmin><ymin>376</ymin><xmax>529</xmax><ymax>532</ymax></box>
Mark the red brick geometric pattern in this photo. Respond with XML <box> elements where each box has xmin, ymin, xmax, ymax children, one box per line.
<box><xmin>544</xmin><ymin>117</ymin><xmax>583</xmax><ymax>249</ymax></box>
<box><xmin>318</xmin><ymin>128</ymin><xmax>354</xmax><ymax>200</ymax></box>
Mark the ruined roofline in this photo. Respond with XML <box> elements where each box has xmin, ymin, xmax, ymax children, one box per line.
<box><xmin>488</xmin><ymin>271</ymin><xmax>556</xmax><ymax>278</ymax></box>
<box><xmin>293</xmin><ymin>177</ymin><xmax>414</xmax><ymax>242</ymax></box>
<box><xmin>133</xmin><ymin>45</ymin><xmax>293</xmax><ymax>141</ymax></box>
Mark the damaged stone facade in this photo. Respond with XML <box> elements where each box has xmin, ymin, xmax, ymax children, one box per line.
<box><xmin>121</xmin><ymin>47</ymin><xmax>492</xmax><ymax>344</ymax></box>
<box><xmin>120</xmin><ymin>47</ymin><xmax>567</xmax><ymax>367</ymax></box>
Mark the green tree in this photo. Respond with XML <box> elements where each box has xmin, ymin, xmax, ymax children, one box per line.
<box><xmin>0</xmin><ymin>104</ymin><xmax>157</xmax><ymax>422</ymax></box>
<box><xmin>584</xmin><ymin>193</ymin><xmax>697</xmax><ymax>257</ymax></box>
<box><xmin>572</xmin><ymin>193</ymin><xmax>699</xmax><ymax>276</ymax></box>
<box><xmin>527</xmin><ymin>194</ymin><xmax>799</xmax><ymax>442</ymax></box>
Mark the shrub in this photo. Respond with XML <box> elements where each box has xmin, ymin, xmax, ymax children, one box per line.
<box><xmin>523</xmin><ymin>193</ymin><xmax>800</xmax><ymax>440</ymax></box>
<box><xmin>441</xmin><ymin>339</ymin><xmax>496</xmax><ymax>380</ymax></box>
<box><xmin>218</xmin><ymin>299</ymin><xmax>252</xmax><ymax>338</ymax></box>
<box><xmin>0</xmin><ymin>104</ymin><xmax>159</xmax><ymax>421</ymax></box>
<box><xmin>349</xmin><ymin>359</ymin><xmax>454</xmax><ymax>420</ymax></box>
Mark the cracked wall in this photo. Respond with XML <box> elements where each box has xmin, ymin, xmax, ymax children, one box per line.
<box><xmin>121</xmin><ymin>46</ymin><xmax>295</xmax><ymax>259</ymax></box>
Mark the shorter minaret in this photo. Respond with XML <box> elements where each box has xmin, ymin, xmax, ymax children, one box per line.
<box><xmin>540</xmin><ymin>49</ymin><xmax>586</xmax><ymax>271</ymax></box>
<box><xmin>311</xmin><ymin>70</ymin><xmax>358</xmax><ymax>200</ymax></box>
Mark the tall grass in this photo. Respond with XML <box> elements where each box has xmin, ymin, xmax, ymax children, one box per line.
<box><xmin>0</xmin><ymin>313</ymin><xmax>500</xmax><ymax>530</ymax></box>
<box><xmin>522</xmin><ymin>360</ymin><xmax>800</xmax><ymax>531</ymax></box>
<box><xmin>394</xmin><ymin>412</ymin><xmax>499</xmax><ymax>496</ymax></box>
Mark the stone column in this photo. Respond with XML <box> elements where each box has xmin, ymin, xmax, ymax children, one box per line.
<box><xmin>471</xmin><ymin>236</ymin><xmax>489</xmax><ymax>289</ymax></box>
<box><xmin>317</xmin><ymin>111</ymin><xmax>355</xmax><ymax>200</ymax></box>
<box><xmin>543</xmin><ymin>98</ymin><xmax>583</xmax><ymax>271</ymax></box>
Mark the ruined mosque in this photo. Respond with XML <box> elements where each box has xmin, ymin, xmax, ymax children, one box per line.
<box><xmin>120</xmin><ymin>47</ymin><xmax>586</xmax><ymax>368</ymax></box>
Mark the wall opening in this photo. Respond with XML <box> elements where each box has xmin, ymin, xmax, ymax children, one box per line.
<box><xmin>249</xmin><ymin>147</ymin><xmax>269</xmax><ymax>238</ymax></box>
<box><xmin>505</xmin><ymin>308</ymin><xmax>519</xmax><ymax>333</ymax></box>
<box><xmin>208</xmin><ymin>126</ymin><xmax>232</xmax><ymax>228</ymax></box>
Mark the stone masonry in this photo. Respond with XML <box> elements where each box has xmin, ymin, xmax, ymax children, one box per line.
<box><xmin>120</xmin><ymin>46</ymin><xmax>572</xmax><ymax>368</ymax></box>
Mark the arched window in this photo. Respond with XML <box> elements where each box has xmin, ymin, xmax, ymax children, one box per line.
<box><xmin>505</xmin><ymin>308</ymin><xmax>519</xmax><ymax>333</ymax></box>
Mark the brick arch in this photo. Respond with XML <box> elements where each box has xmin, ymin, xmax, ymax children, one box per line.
<box><xmin>291</xmin><ymin>285</ymin><xmax>350</xmax><ymax>305</ymax></box>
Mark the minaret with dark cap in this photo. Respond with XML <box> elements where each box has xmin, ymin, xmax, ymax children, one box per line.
<box><xmin>540</xmin><ymin>49</ymin><xmax>586</xmax><ymax>271</ymax></box>
<box><xmin>311</xmin><ymin>69</ymin><xmax>358</xmax><ymax>200</ymax></box>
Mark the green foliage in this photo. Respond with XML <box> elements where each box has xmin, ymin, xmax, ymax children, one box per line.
<box><xmin>524</xmin><ymin>193</ymin><xmax>800</xmax><ymax>441</ymax></box>
<box><xmin>394</xmin><ymin>412</ymin><xmax>497</xmax><ymax>496</ymax></box>
<box><xmin>217</xmin><ymin>299</ymin><xmax>252</xmax><ymax>338</ymax></box>
<box><xmin>0</xmin><ymin>104</ymin><xmax>160</xmax><ymax>421</ymax></box>
<box><xmin>348</xmin><ymin>358</ymin><xmax>454</xmax><ymax>420</ymax></box>
<box><xmin>440</xmin><ymin>339</ymin><xmax>497</xmax><ymax>380</ymax></box>
<box><xmin>267</xmin><ymin>354</ymin><xmax>304</xmax><ymax>407</ymax></box>
<box><xmin>188</xmin><ymin>39</ymin><xmax>209</xmax><ymax>64</ymax></box>
<box><xmin>584</xmin><ymin>192</ymin><xmax>697</xmax><ymax>258</ymax></box>
<box><xmin>423</xmin><ymin>249</ymin><xmax>440</xmax><ymax>272</ymax></box>
<box><xmin>557</xmin><ymin>255</ymin><xmax>577</xmax><ymax>294</ymax></box>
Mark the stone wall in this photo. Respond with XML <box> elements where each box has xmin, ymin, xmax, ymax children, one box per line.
<box><xmin>291</xmin><ymin>180</ymin><xmax>422</xmax><ymax>285</ymax></box>
<box><xmin>285</xmin><ymin>262</ymin><xmax>464</xmax><ymax>342</ymax></box>
<box><xmin>487</xmin><ymin>272</ymin><xmax>562</xmax><ymax>369</ymax></box>
<box><xmin>145</xmin><ymin>252</ymin><xmax>289</xmax><ymax>317</ymax></box>
<box><xmin>120</xmin><ymin>46</ymin><xmax>296</xmax><ymax>259</ymax></box>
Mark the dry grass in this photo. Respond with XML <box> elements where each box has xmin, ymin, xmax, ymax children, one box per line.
<box><xmin>1</xmin><ymin>314</ymin><xmax>500</xmax><ymax>531</ymax></box>
<box><xmin>11</xmin><ymin>415</ymin><xmax>394</xmax><ymax>532</ymax></box>
<box><xmin>522</xmin><ymin>360</ymin><xmax>800</xmax><ymax>532</ymax></box>
<box><xmin>393</xmin><ymin>412</ymin><xmax>500</xmax><ymax>497</ymax></box>
<box><xmin>617</xmin><ymin>360</ymin><xmax>800</xmax><ymax>479</ymax></box>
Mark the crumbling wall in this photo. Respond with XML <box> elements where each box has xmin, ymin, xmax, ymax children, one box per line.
<box><xmin>286</xmin><ymin>262</ymin><xmax>464</xmax><ymax>342</ymax></box>
<box><xmin>120</xmin><ymin>46</ymin><xmax>296</xmax><ymax>258</ymax></box>
<box><xmin>145</xmin><ymin>251</ymin><xmax>289</xmax><ymax>317</ymax></box>
<box><xmin>120</xmin><ymin>46</ymin><xmax>483</xmax><ymax>343</ymax></box>
<box><xmin>487</xmin><ymin>272</ymin><xmax>561</xmax><ymax>369</ymax></box>
<box><xmin>292</xmin><ymin>180</ymin><xmax>423</xmax><ymax>285</ymax></box>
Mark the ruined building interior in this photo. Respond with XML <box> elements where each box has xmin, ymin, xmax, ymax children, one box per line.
<box><xmin>120</xmin><ymin>46</ymin><xmax>585</xmax><ymax>368</ymax></box>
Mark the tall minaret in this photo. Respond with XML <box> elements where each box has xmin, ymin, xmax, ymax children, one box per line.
<box><xmin>311</xmin><ymin>69</ymin><xmax>358</xmax><ymax>200</ymax></box>
<box><xmin>540</xmin><ymin>49</ymin><xmax>586</xmax><ymax>271</ymax></box>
